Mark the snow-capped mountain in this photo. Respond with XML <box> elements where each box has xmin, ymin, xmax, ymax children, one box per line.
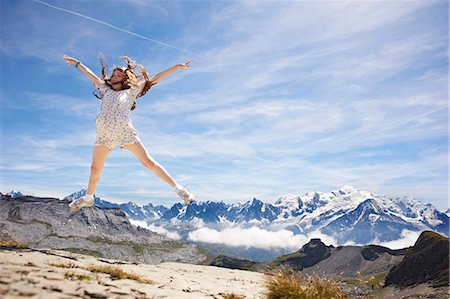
<box><xmin>6</xmin><ymin>190</ymin><xmax>24</xmax><ymax>198</ymax></box>
<box><xmin>159</xmin><ymin>199</ymin><xmax>280</xmax><ymax>224</ymax></box>
<box><xmin>442</xmin><ymin>208</ymin><xmax>450</xmax><ymax>217</ymax></box>
<box><xmin>267</xmin><ymin>186</ymin><xmax>449</xmax><ymax>243</ymax></box>
<box><xmin>64</xmin><ymin>188</ymin><xmax>169</xmax><ymax>221</ymax></box>
<box><xmin>63</xmin><ymin>185</ymin><xmax>448</xmax><ymax>245</ymax></box>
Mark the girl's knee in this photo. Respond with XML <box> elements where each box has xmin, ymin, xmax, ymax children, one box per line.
<box><xmin>90</xmin><ymin>164</ymin><xmax>104</xmax><ymax>174</ymax></box>
<box><xmin>142</xmin><ymin>157</ymin><xmax>158</xmax><ymax>169</ymax></box>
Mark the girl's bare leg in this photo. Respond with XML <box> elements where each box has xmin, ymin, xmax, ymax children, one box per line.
<box><xmin>123</xmin><ymin>141</ymin><xmax>177</xmax><ymax>187</ymax></box>
<box><xmin>86</xmin><ymin>145</ymin><xmax>111</xmax><ymax>194</ymax></box>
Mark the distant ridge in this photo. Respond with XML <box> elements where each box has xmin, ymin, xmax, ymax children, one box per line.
<box><xmin>384</xmin><ymin>230</ymin><xmax>449</xmax><ymax>288</ymax></box>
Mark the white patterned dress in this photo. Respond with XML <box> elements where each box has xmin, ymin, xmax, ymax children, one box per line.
<box><xmin>94</xmin><ymin>81</ymin><xmax>145</xmax><ymax>150</ymax></box>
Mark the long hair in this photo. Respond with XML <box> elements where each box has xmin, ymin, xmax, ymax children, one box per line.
<box><xmin>95</xmin><ymin>56</ymin><xmax>155</xmax><ymax>111</ymax></box>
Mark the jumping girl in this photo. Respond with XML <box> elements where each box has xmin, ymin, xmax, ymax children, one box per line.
<box><xmin>63</xmin><ymin>54</ymin><xmax>195</xmax><ymax>212</ymax></box>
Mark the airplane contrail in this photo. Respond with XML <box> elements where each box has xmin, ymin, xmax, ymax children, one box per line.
<box><xmin>32</xmin><ymin>0</ymin><xmax>203</xmax><ymax>58</ymax></box>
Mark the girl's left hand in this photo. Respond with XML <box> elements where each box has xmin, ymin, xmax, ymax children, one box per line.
<box><xmin>178</xmin><ymin>60</ymin><xmax>192</xmax><ymax>69</ymax></box>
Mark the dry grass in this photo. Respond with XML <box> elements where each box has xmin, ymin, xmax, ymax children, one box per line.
<box><xmin>50</xmin><ymin>262</ymin><xmax>153</xmax><ymax>284</ymax></box>
<box><xmin>49</xmin><ymin>262</ymin><xmax>153</xmax><ymax>284</ymax></box>
<box><xmin>86</xmin><ymin>265</ymin><xmax>153</xmax><ymax>284</ymax></box>
<box><xmin>345</xmin><ymin>271</ymin><xmax>387</xmax><ymax>290</ymax></box>
<box><xmin>64</xmin><ymin>271</ymin><xmax>92</xmax><ymax>281</ymax></box>
<box><xmin>0</xmin><ymin>238</ymin><xmax>29</xmax><ymax>248</ymax></box>
<box><xmin>219</xmin><ymin>293</ymin><xmax>245</xmax><ymax>299</ymax></box>
<box><xmin>264</xmin><ymin>267</ymin><xmax>347</xmax><ymax>299</ymax></box>
<box><xmin>49</xmin><ymin>262</ymin><xmax>79</xmax><ymax>269</ymax></box>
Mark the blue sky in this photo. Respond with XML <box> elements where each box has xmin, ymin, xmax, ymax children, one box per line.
<box><xmin>0</xmin><ymin>0</ymin><xmax>448</xmax><ymax>209</ymax></box>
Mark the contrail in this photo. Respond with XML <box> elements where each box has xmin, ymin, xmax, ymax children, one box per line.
<box><xmin>32</xmin><ymin>0</ymin><xmax>203</xmax><ymax>58</ymax></box>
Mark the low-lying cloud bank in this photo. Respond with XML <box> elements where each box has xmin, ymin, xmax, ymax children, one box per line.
<box><xmin>375</xmin><ymin>229</ymin><xmax>422</xmax><ymax>249</ymax></box>
<box><xmin>129</xmin><ymin>219</ymin><xmax>181</xmax><ymax>240</ymax></box>
<box><xmin>130</xmin><ymin>220</ymin><xmax>425</xmax><ymax>251</ymax></box>
<box><xmin>187</xmin><ymin>226</ymin><xmax>336</xmax><ymax>250</ymax></box>
<box><xmin>187</xmin><ymin>226</ymin><xmax>425</xmax><ymax>250</ymax></box>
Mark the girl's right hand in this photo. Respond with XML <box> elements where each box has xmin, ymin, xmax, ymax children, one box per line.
<box><xmin>177</xmin><ymin>60</ymin><xmax>192</xmax><ymax>69</ymax></box>
<box><xmin>63</xmin><ymin>54</ymin><xmax>79</xmax><ymax>66</ymax></box>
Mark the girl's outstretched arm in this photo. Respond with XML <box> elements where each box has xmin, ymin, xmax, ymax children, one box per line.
<box><xmin>151</xmin><ymin>60</ymin><xmax>192</xmax><ymax>84</ymax></box>
<box><xmin>63</xmin><ymin>54</ymin><xmax>104</xmax><ymax>88</ymax></box>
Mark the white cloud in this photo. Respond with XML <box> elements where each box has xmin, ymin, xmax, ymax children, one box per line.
<box><xmin>23</xmin><ymin>92</ymin><xmax>99</xmax><ymax>118</ymax></box>
<box><xmin>9</xmin><ymin>164</ymin><xmax>55</xmax><ymax>171</ymax></box>
<box><xmin>129</xmin><ymin>219</ymin><xmax>181</xmax><ymax>240</ymax></box>
<box><xmin>188</xmin><ymin>226</ymin><xmax>337</xmax><ymax>250</ymax></box>
<box><xmin>186</xmin><ymin>225</ymin><xmax>425</xmax><ymax>251</ymax></box>
<box><xmin>375</xmin><ymin>229</ymin><xmax>422</xmax><ymax>250</ymax></box>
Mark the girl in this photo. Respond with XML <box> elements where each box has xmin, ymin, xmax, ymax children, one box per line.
<box><xmin>63</xmin><ymin>54</ymin><xmax>195</xmax><ymax>212</ymax></box>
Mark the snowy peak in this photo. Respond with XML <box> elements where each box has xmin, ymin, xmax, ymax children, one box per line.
<box><xmin>228</xmin><ymin>198</ymin><xmax>279</xmax><ymax>222</ymax></box>
<box><xmin>338</xmin><ymin>185</ymin><xmax>360</xmax><ymax>194</ymax></box>
<box><xmin>275</xmin><ymin>194</ymin><xmax>302</xmax><ymax>206</ymax></box>
<box><xmin>393</xmin><ymin>195</ymin><xmax>424</xmax><ymax>217</ymax></box>
<box><xmin>6</xmin><ymin>190</ymin><xmax>24</xmax><ymax>198</ymax></box>
<box><xmin>245</xmin><ymin>198</ymin><xmax>264</xmax><ymax>210</ymax></box>
<box><xmin>300</xmin><ymin>192</ymin><xmax>328</xmax><ymax>212</ymax></box>
<box><xmin>442</xmin><ymin>208</ymin><xmax>450</xmax><ymax>217</ymax></box>
<box><xmin>391</xmin><ymin>196</ymin><xmax>445</xmax><ymax>227</ymax></box>
<box><xmin>352</xmin><ymin>198</ymin><xmax>389</xmax><ymax>223</ymax></box>
<box><xmin>274</xmin><ymin>194</ymin><xmax>303</xmax><ymax>219</ymax></box>
<box><xmin>299</xmin><ymin>185</ymin><xmax>367</xmax><ymax>215</ymax></box>
<box><xmin>142</xmin><ymin>203</ymin><xmax>169</xmax><ymax>219</ymax></box>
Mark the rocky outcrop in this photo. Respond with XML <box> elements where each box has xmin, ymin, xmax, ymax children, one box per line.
<box><xmin>270</xmin><ymin>238</ymin><xmax>335</xmax><ymax>271</ymax></box>
<box><xmin>301</xmin><ymin>245</ymin><xmax>405</xmax><ymax>279</ymax></box>
<box><xmin>384</xmin><ymin>230</ymin><xmax>449</xmax><ymax>287</ymax></box>
<box><xmin>208</xmin><ymin>254</ymin><xmax>269</xmax><ymax>272</ymax></box>
<box><xmin>361</xmin><ymin>244</ymin><xmax>408</xmax><ymax>261</ymax></box>
<box><xmin>0</xmin><ymin>195</ymin><xmax>205</xmax><ymax>264</ymax></box>
<box><xmin>208</xmin><ymin>237</ymin><xmax>406</xmax><ymax>282</ymax></box>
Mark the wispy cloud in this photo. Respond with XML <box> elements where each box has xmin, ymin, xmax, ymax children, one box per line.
<box><xmin>22</xmin><ymin>92</ymin><xmax>99</xmax><ymax>118</ymax></box>
<box><xmin>31</xmin><ymin>0</ymin><xmax>201</xmax><ymax>58</ymax></box>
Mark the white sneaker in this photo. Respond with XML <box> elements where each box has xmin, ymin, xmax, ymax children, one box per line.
<box><xmin>68</xmin><ymin>197</ymin><xmax>94</xmax><ymax>212</ymax></box>
<box><xmin>178</xmin><ymin>187</ymin><xmax>195</xmax><ymax>205</ymax></box>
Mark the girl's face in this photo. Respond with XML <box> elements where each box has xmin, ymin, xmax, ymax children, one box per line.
<box><xmin>111</xmin><ymin>69</ymin><xmax>125</xmax><ymax>84</ymax></box>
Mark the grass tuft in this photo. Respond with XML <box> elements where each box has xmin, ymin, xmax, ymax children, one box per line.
<box><xmin>0</xmin><ymin>238</ymin><xmax>29</xmax><ymax>248</ymax></box>
<box><xmin>49</xmin><ymin>262</ymin><xmax>79</xmax><ymax>269</ymax></box>
<box><xmin>64</xmin><ymin>271</ymin><xmax>91</xmax><ymax>281</ymax></box>
<box><xmin>264</xmin><ymin>267</ymin><xmax>347</xmax><ymax>299</ymax></box>
<box><xmin>220</xmin><ymin>293</ymin><xmax>245</xmax><ymax>299</ymax></box>
<box><xmin>86</xmin><ymin>265</ymin><xmax>153</xmax><ymax>284</ymax></box>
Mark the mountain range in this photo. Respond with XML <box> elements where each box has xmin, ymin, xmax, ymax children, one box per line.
<box><xmin>63</xmin><ymin>185</ymin><xmax>449</xmax><ymax>245</ymax></box>
<box><xmin>6</xmin><ymin>186</ymin><xmax>448</xmax><ymax>262</ymax></box>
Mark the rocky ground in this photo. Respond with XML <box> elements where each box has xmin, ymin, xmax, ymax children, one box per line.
<box><xmin>0</xmin><ymin>248</ymin><xmax>265</xmax><ymax>299</ymax></box>
<box><xmin>1</xmin><ymin>247</ymin><xmax>448</xmax><ymax>299</ymax></box>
